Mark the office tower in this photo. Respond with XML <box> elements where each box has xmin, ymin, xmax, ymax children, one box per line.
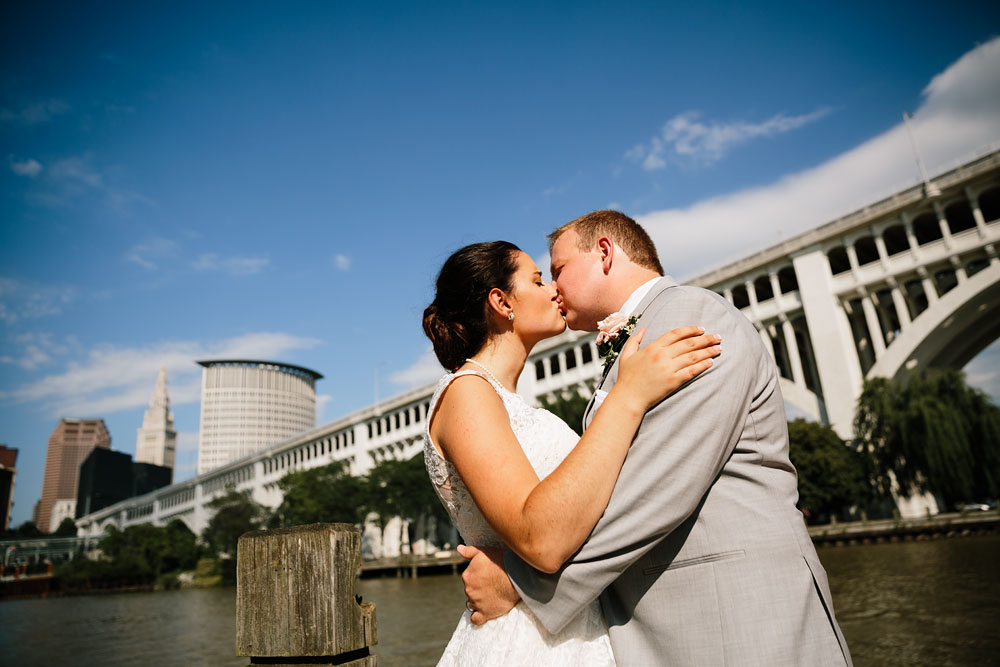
<box><xmin>196</xmin><ymin>360</ymin><xmax>321</xmax><ymax>474</ymax></box>
<box><xmin>37</xmin><ymin>418</ymin><xmax>110</xmax><ymax>532</ymax></box>
<box><xmin>135</xmin><ymin>365</ymin><xmax>177</xmax><ymax>479</ymax></box>
<box><xmin>76</xmin><ymin>448</ymin><xmax>133</xmax><ymax>518</ymax></box>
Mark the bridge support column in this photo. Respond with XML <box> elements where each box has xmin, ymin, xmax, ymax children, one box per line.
<box><xmin>780</xmin><ymin>316</ymin><xmax>806</xmax><ymax>387</ymax></box>
<box><xmin>918</xmin><ymin>267</ymin><xmax>939</xmax><ymax>305</ymax></box>
<box><xmin>744</xmin><ymin>279</ymin><xmax>760</xmax><ymax>321</ymax></box>
<box><xmin>791</xmin><ymin>247</ymin><xmax>864</xmax><ymax>438</ymax></box>
<box><xmin>888</xmin><ymin>280</ymin><xmax>912</xmax><ymax>331</ymax></box>
<box><xmin>965</xmin><ymin>186</ymin><xmax>990</xmax><ymax>239</ymax></box>
<box><xmin>757</xmin><ymin>324</ymin><xmax>777</xmax><ymax>365</ymax></box>
<box><xmin>859</xmin><ymin>290</ymin><xmax>887</xmax><ymax>358</ymax></box>
<box><xmin>933</xmin><ymin>201</ymin><xmax>954</xmax><ymax>250</ymax></box>
<box><xmin>902</xmin><ymin>212</ymin><xmax>922</xmax><ymax>261</ymax></box>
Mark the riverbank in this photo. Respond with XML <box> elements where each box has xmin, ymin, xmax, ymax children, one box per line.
<box><xmin>808</xmin><ymin>509</ymin><xmax>999</xmax><ymax>546</ymax></box>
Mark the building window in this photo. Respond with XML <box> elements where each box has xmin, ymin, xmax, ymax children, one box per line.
<box><xmin>564</xmin><ymin>349</ymin><xmax>577</xmax><ymax>370</ymax></box>
<box><xmin>535</xmin><ymin>360</ymin><xmax>545</xmax><ymax>380</ymax></box>
<box><xmin>581</xmin><ymin>344</ymin><xmax>593</xmax><ymax>364</ymax></box>
<box><xmin>549</xmin><ymin>353</ymin><xmax>561</xmax><ymax>375</ymax></box>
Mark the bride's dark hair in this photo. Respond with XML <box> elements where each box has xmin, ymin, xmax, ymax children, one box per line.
<box><xmin>423</xmin><ymin>241</ymin><xmax>522</xmax><ymax>371</ymax></box>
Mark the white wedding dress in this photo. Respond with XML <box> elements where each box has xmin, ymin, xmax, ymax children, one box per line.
<box><xmin>423</xmin><ymin>370</ymin><xmax>616</xmax><ymax>666</ymax></box>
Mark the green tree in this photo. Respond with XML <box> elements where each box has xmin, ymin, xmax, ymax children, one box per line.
<box><xmin>162</xmin><ymin>519</ymin><xmax>200</xmax><ymax>571</ymax></box>
<box><xmin>202</xmin><ymin>488</ymin><xmax>268</xmax><ymax>558</ymax></box>
<box><xmin>787</xmin><ymin>419</ymin><xmax>868</xmax><ymax>523</ymax></box>
<box><xmin>366</xmin><ymin>455</ymin><xmax>450</xmax><ymax>550</ymax></box>
<box><xmin>271</xmin><ymin>460</ymin><xmax>369</xmax><ymax>528</ymax></box>
<box><xmin>855</xmin><ymin>368</ymin><xmax>1000</xmax><ymax>507</ymax></box>
<box><xmin>9</xmin><ymin>520</ymin><xmax>42</xmax><ymax>538</ymax></box>
<box><xmin>53</xmin><ymin>517</ymin><xmax>78</xmax><ymax>536</ymax></box>
<box><xmin>538</xmin><ymin>389</ymin><xmax>591</xmax><ymax>436</ymax></box>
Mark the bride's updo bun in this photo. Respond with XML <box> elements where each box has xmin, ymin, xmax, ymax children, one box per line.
<box><xmin>423</xmin><ymin>241</ymin><xmax>522</xmax><ymax>371</ymax></box>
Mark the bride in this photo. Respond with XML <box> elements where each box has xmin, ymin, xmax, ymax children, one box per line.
<box><xmin>421</xmin><ymin>241</ymin><xmax>720</xmax><ymax>665</ymax></box>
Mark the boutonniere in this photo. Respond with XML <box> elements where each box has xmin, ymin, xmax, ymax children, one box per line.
<box><xmin>596</xmin><ymin>312</ymin><xmax>638</xmax><ymax>369</ymax></box>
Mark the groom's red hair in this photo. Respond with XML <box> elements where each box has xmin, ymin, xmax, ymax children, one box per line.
<box><xmin>548</xmin><ymin>210</ymin><xmax>664</xmax><ymax>275</ymax></box>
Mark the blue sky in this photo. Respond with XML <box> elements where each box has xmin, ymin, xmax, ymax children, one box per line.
<box><xmin>2</xmin><ymin>3</ymin><xmax>999</xmax><ymax>527</ymax></box>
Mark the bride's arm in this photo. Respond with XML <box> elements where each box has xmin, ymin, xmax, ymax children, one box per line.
<box><xmin>432</xmin><ymin>326</ymin><xmax>720</xmax><ymax>573</ymax></box>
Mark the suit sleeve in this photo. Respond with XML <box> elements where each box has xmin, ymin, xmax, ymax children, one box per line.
<box><xmin>504</xmin><ymin>288</ymin><xmax>759</xmax><ymax>634</ymax></box>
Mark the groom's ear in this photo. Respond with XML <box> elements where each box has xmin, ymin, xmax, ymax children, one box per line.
<box><xmin>597</xmin><ymin>236</ymin><xmax>614</xmax><ymax>275</ymax></box>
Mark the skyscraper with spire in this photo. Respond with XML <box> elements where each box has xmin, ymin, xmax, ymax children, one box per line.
<box><xmin>135</xmin><ymin>365</ymin><xmax>177</xmax><ymax>480</ymax></box>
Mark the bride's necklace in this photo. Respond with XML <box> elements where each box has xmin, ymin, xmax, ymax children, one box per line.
<box><xmin>465</xmin><ymin>358</ymin><xmax>506</xmax><ymax>389</ymax></box>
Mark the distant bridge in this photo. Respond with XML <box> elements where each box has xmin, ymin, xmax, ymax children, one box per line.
<box><xmin>75</xmin><ymin>149</ymin><xmax>1000</xmax><ymax>543</ymax></box>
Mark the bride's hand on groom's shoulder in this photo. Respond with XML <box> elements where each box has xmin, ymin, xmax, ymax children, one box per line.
<box><xmin>617</xmin><ymin>326</ymin><xmax>721</xmax><ymax>411</ymax></box>
<box><xmin>458</xmin><ymin>544</ymin><xmax>520</xmax><ymax>626</ymax></box>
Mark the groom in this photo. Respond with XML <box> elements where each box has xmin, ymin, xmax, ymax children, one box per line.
<box><xmin>459</xmin><ymin>210</ymin><xmax>852</xmax><ymax>665</ymax></box>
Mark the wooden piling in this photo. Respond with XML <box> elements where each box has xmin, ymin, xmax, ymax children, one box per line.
<box><xmin>236</xmin><ymin>523</ymin><xmax>377</xmax><ymax>666</ymax></box>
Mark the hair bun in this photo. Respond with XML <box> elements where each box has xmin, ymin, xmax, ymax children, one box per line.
<box><xmin>422</xmin><ymin>241</ymin><xmax>522</xmax><ymax>372</ymax></box>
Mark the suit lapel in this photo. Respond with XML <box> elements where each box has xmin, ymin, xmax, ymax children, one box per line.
<box><xmin>582</xmin><ymin>276</ymin><xmax>679</xmax><ymax>428</ymax></box>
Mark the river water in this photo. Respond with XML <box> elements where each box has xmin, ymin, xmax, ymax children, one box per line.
<box><xmin>2</xmin><ymin>536</ymin><xmax>998</xmax><ymax>666</ymax></box>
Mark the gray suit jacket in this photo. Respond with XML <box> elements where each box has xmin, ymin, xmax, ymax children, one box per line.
<box><xmin>505</xmin><ymin>278</ymin><xmax>852</xmax><ymax>666</ymax></box>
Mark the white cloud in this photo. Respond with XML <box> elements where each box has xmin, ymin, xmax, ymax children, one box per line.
<box><xmin>125</xmin><ymin>237</ymin><xmax>179</xmax><ymax>271</ymax></box>
<box><xmin>389</xmin><ymin>347</ymin><xmax>444</xmax><ymax>389</ymax></box>
<box><xmin>0</xmin><ymin>277</ymin><xmax>75</xmax><ymax>325</ymax></box>
<box><xmin>0</xmin><ymin>331</ymin><xmax>322</xmax><ymax>417</ymax></box>
<box><xmin>194</xmin><ymin>253</ymin><xmax>270</xmax><ymax>276</ymax></box>
<box><xmin>333</xmin><ymin>254</ymin><xmax>351</xmax><ymax>271</ymax></box>
<box><xmin>627</xmin><ymin>108</ymin><xmax>830</xmax><ymax>169</ymax></box>
<box><xmin>636</xmin><ymin>36</ymin><xmax>1000</xmax><ymax>281</ymax></box>
<box><xmin>0</xmin><ymin>332</ymin><xmax>71</xmax><ymax>370</ymax></box>
<box><xmin>0</xmin><ymin>99</ymin><xmax>70</xmax><ymax>125</ymax></box>
<box><xmin>48</xmin><ymin>155</ymin><xmax>103</xmax><ymax>188</ymax></box>
<box><xmin>10</xmin><ymin>158</ymin><xmax>42</xmax><ymax>177</ymax></box>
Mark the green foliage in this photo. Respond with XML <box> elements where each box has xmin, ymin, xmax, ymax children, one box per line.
<box><xmin>6</xmin><ymin>520</ymin><xmax>42</xmax><ymax>538</ymax></box>
<box><xmin>855</xmin><ymin>368</ymin><xmax>1000</xmax><ymax>506</ymax></box>
<box><xmin>538</xmin><ymin>390</ymin><xmax>591</xmax><ymax>436</ymax></box>
<box><xmin>787</xmin><ymin>419</ymin><xmax>868</xmax><ymax>523</ymax></box>
<box><xmin>203</xmin><ymin>488</ymin><xmax>268</xmax><ymax>557</ymax></box>
<box><xmin>270</xmin><ymin>460</ymin><xmax>368</xmax><ymax>528</ymax></box>
<box><xmin>366</xmin><ymin>455</ymin><xmax>448</xmax><ymax>526</ymax></box>
<box><xmin>55</xmin><ymin>520</ymin><xmax>202</xmax><ymax>592</ymax></box>
<box><xmin>53</xmin><ymin>517</ymin><xmax>78</xmax><ymax>536</ymax></box>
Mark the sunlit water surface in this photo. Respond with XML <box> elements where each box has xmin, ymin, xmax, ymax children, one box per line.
<box><xmin>1</xmin><ymin>536</ymin><xmax>997</xmax><ymax>666</ymax></box>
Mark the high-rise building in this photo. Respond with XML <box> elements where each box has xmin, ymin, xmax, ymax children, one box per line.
<box><xmin>76</xmin><ymin>448</ymin><xmax>133</xmax><ymax>518</ymax></box>
<box><xmin>135</xmin><ymin>365</ymin><xmax>177</xmax><ymax>480</ymax></box>
<box><xmin>0</xmin><ymin>444</ymin><xmax>17</xmax><ymax>532</ymax></box>
<box><xmin>196</xmin><ymin>360</ymin><xmax>322</xmax><ymax>474</ymax></box>
<box><xmin>76</xmin><ymin>448</ymin><xmax>173</xmax><ymax>519</ymax></box>
<box><xmin>37</xmin><ymin>418</ymin><xmax>111</xmax><ymax>532</ymax></box>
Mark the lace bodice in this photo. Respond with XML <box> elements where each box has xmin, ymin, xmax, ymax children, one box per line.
<box><xmin>424</xmin><ymin>370</ymin><xmax>581</xmax><ymax>548</ymax></box>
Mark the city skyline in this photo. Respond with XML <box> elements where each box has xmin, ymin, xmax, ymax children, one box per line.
<box><xmin>2</xmin><ymin>4</ymin><xmax>999</xmax><ymax>527</ymax></box>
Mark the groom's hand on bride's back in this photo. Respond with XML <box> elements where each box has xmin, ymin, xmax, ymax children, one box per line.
<box><xmin>458</xmin><ymin>545</ymin><xmax>520</xmax><ymax>625</ymax></box>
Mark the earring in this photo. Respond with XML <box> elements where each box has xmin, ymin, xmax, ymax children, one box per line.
<box><xmin>507</xmin><ymin>311</ymin><xmax>515</xmax><ymax>321</ymax></box>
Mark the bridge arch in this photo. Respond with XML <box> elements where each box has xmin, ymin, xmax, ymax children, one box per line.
<box><xmin>868</xmin><ymin>262</ymin><xmax>1000</xmax><ymax>382</ymax></box>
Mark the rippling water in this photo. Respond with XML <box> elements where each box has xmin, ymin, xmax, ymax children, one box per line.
<box><xmin>1</xmin><ymin>537</ymin><xmax>997</xmax><ymax>666</ymax></box>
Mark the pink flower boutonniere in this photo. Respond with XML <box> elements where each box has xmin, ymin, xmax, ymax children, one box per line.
<box><xmin>596</xmin><ymin>312</ymin><xmax>638</xmax><ymax>369</ymax></box>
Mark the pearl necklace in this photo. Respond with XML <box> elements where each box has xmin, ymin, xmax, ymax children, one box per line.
<box><xmin>465</xmin><ymin>358</ymin><xmax>506</xmax><ymax>389</ymax></box>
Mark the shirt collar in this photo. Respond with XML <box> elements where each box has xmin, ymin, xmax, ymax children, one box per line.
<box><xmin>618</xmin><ymin>277</ymin><xmax>662</xmax><ymax>317</ymax></box>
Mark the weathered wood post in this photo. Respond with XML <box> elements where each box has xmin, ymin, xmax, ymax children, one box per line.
<box><xmin>237</xmin><ymin>523</ymin><xmax>377</xmax><ymax>666</ymax></box>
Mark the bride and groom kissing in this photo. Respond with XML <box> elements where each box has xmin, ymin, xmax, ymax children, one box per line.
<box><xmin>421</xmin><ymin>210</ymin><xmax>852</xmax><ymax>666</ymax></box>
